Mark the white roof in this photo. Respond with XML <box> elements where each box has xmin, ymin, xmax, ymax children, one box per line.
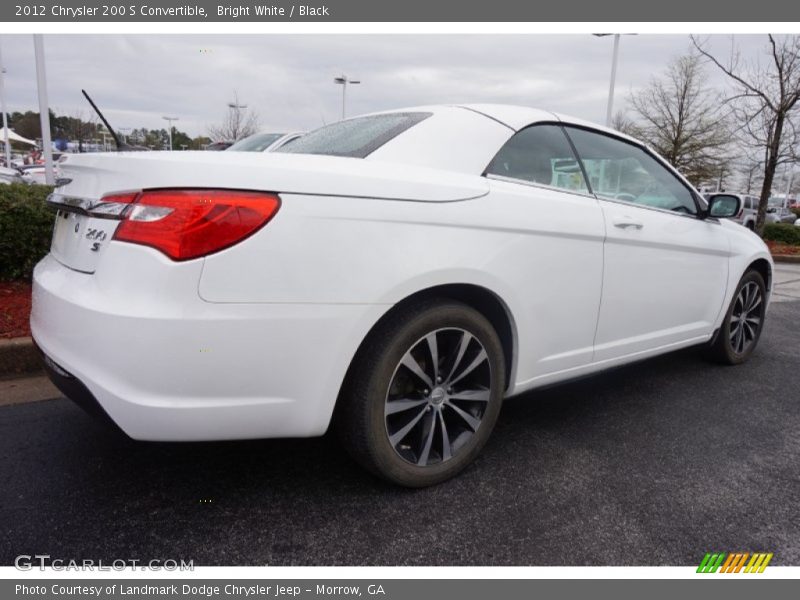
<box><xmin>458</xmin><ymin>103</ymin><xmax>641</xmax><ymax>144</ymax></box>
<box><xmin>1</xmin><ymin>127</ymin><xmax>37</xmax><ymax>146</ymax></box>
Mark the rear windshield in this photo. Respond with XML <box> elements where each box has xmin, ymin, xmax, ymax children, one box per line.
<box><xmin>275</xmin><ymin>112</ymin><xmax>431</xmax><ymax>158</ymax></box>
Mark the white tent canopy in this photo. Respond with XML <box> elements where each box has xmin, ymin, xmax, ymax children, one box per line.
<box><xmin>1</xmin><ymin>127</ymin><xmax>37</xmax><ymax>146</ymax></box>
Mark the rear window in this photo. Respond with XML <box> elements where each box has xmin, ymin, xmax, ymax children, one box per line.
<box><xmin>276</xmin><ymin>112</ymin><xmax>431</xmax><ymax>159</ymax></box>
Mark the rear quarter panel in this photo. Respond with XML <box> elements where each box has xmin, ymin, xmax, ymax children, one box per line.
<box><xmin>199</xmin><ymin>184</ymin><xmax>606</xmax><ymax>392</ymax></box>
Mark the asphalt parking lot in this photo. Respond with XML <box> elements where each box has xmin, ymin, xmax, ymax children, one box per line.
<box><xmin>1</xmin><ymin>288</ymin><xmax>799</xmax><ymax>567</ymax></box>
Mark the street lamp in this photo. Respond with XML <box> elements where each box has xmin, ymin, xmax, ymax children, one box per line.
<box><xmin>118</xmin><ymin>127</ymin><xmax>131</xmax><ymax>145</ymax></box>
<box><xmin>785</xmin><ymin>167</ymin><xmax>795</xmax><ymax>199</ymax></box>
<box><xmin>593</xmin><ymin>34</ymin><xmax>634</xmax><ymax>127</ymax></box>
<box><xmin>162</xmin><ymin>116</ymin><xmax>178</xmax><ymax>151</ymax></box>
<box><xmin>334</xmin><ymin>74</ymin><xmax>360</xmax><ymax>120</ymax></box>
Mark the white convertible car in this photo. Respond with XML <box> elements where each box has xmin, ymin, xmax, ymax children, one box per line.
<box><xmin>32</xmin><ymin>105</ymin><xmax>772</xmax><ymax>486</ymax></box>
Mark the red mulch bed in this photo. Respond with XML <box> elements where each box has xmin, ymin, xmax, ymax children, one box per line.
<box><xmin>766</xmin><ymin>241</ymin><xmax>800</xmax><ymax>256</ymax></box>
<box><xmin>0</xmin><ymin>281</ymin><xmax>32</xmax><ymax>339</ymax></box>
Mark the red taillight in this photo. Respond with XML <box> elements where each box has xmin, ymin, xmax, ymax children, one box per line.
<box><xmin>100</xmin><ymin>192</ymin><xmax>139</xmax><ymax>205</ymax></box>
<box><xmin>106</xmin><ymin>189</ymin><xmax>280</xmax><ymax>261</ymax></box>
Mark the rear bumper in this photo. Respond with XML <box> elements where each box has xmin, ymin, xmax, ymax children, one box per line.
<box><xmin>36</xmin><ymin>345</ymin><xmax>122</xmax><ymax>433</ymax></box>
<box><xmin>31</xmin><ymin>252</ymin><xmax>387</xmax><ymax>441</ymax></box>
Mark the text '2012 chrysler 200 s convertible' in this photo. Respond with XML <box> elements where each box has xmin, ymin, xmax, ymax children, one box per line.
<box><xmin>32</xmin><ymin>104</ymin><xmax>773</xmax><ymax>486</ymax></box>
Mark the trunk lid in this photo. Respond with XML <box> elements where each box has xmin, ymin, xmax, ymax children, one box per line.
<box><xmin>50</xmin><ymin>151</ymin><xmax>487</xmax><ymax>273</ymax></box>
<box><xmin>56</xmin><ymin>151</ymin><xmax>488</xmax><ymax>203</ymax></box>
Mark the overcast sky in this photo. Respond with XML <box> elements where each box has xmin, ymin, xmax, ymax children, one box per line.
<box><xmin>0</xmin><ymin>34</ymin><xmax>778</xmax><ymax>138</ymax></box>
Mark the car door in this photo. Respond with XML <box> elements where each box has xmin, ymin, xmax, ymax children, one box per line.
<box><xmin>484</xmin><ymin>123</ymin><xmax>605</xmax><ymax>382</ymax></box>
<box><xmin>563</xmin><ymin>126</ymin><xmax>731</xmax><ymax>362</ymax></box>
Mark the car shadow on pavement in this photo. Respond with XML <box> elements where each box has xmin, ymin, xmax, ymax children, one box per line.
<box><xmin>2</xmin><ymin>310</ymin><xmax>798</xmax><ymax>566</ymax></box>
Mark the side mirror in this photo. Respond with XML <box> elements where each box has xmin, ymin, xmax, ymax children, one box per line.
<box><xmin>705</xmin><ymin>194</ymin><xmax>741</xmax><ymax>219</ymax></box>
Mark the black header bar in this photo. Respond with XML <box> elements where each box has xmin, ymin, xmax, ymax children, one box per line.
<box><xmin>2</xmin><ymin>0</ymin><xmax>799</xmax><ymax>22</ymax></box>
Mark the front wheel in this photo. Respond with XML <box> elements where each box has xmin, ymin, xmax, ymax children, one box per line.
<box><xmin>336</xmin><ymin>300</ymin><xmax>506</xmax><ymax>487</ymax></box>
<box><xmin>705</xmin><ymin>270</ymin><xmax>767</xmax><ymax>365</ymax></box>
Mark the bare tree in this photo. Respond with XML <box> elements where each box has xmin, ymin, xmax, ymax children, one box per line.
<box><xmin>66</xmin><ymin>109</ymin><xmax>97</xmax><ymax>153</ymax></box>
<box><xmin>738</xmin><ymin>153</ymin><xmax>764</xmax><ymax>195</ymax></box>
<box><xmin>610</xmin><ymin>110</ymin><xmax>638</xmax><ymax>137</ymax></box>
<box><xmin>628</xmin><ymin>52</ymin><xmax>731</xmax><ymax>186</ymax></box>
<box><xmin>207</xmin><ymin>92</ymin><xmax>259</xmax><ymax>142</ymax></box>
<box><xmin>692</xmin><ymin>34</ymin><xmax>800</xmax><ymax>233</ymax></box>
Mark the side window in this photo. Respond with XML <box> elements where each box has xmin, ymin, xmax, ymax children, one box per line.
<box><xmin>564</xmin><ymin>127</ymin><xmax>697</xmax><ymax>215</ymax></box>
<box><xmin>485</xmin><ymin>124</ymin><xmax>589</xmax><ymax>194</ymax></box>
<box><xmin>745</xmin><ymin>197</ymin><xmax>752</xmax><ymax>210</ymax></box>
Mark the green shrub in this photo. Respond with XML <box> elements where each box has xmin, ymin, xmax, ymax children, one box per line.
<box><xmin>791</xmin><ymin>207</ymin><xmax>800</xmax><ymax>219</ymax></box>
<box><xmin>0</xmin><ymin>183</ymin><xmax>55</xmax><ymax>280</ymax></box>
<box><xmin>762</xmin><ymin>222</ymin><xmax>800</xmax><ymax>246</ymax></box>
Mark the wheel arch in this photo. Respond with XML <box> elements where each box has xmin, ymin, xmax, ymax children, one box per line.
<box><xmin>336</xmin><ymin>283</ymin><xmax>518</xmax><ymax>410</ymax></box>
<box><xmin>747</xmin><ymin>257</ymin><xmax>772</xmax><ymax>294</ymax></box>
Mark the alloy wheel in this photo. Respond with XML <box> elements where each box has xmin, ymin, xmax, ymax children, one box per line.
<box><xmin>729</xmin><ymin>281</ymin><xmax>763</xmax><ymax>355</ymax></box>
<box><xmin>383</xmin><ymin>328</ymin><xmax>493</xmax><ymax>467</ymax></box>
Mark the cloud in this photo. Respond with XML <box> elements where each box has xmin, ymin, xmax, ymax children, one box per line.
<box><xmin>0</xmin><ymin>34</ymin><xmax>778</xmax><ymax>138</ymax></box>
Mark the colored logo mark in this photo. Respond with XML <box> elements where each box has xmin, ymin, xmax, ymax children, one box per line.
<box><xmin>697</xmin><ymin>552</ymin><xmax>773</xmax><ymax>573</ymax></box>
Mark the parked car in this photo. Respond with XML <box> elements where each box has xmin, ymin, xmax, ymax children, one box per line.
<box><xmin>18</xmin><ymin>164</ymin><xmax>47</xmax><ymax>185</ymax></box>
<box><xmin>226</xmin><ymin>131</ymin><xmax>303</xmax><ymax>152</ymax></box>
<box><xmin>33</xmin><ymin>105</ymin><xmax>773</xmax><ymax>486</ymax></box>
<box><xmin>768</xmin><ymin>196</ymin><xmax>797</xmax><ymax>223</ymax></box>
<box><xmin>205</xmin><ymin>141</ymin><xmax>233</xmax><ymax>151</ymax></box>
<box><xmin>0</xmin><ymin>165</ymin><xmax>24</xmax><ymax>184</ymax></box>
<box><xmin>706</xmin><ymin>192</ymin><xmax>780</xmax><ymax>229</ymax></box>
<box><xmin>18</xmin><ymin>163</ymin><xmax>66</xmax><ymax>185</ymax></box>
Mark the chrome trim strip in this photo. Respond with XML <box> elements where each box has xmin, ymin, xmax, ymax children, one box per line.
<box><xmin>46</xmin><ymin>193</ymin><xmax>128</xmax><ymax>220</ymax></box>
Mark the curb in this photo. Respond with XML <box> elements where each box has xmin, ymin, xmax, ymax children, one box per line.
<box><xmin>772</xmin><ymin>254</ymin><xmax>800</xmax><ymax>264</ymax></box>
<box><xmin>0</xmin><ymin>337</ymin><xmax>43</xmax><ymax>378</ymax></box>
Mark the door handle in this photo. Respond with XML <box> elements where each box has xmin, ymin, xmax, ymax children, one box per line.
<box><xmin>612</xmin><ymin>216</ymin><xmax>644</xmax><ymax>230</ymax></box>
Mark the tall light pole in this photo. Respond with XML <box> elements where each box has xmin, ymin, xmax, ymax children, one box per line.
<box><xmin>162</xmin><ymin>116</ymin><xmax>178</xmax><ymax>151</ymax></box>
<box><xmin>0</xmin><ymin>38</ymin><xmax>10</xmax><ymax>167</ymax></box>
<box><xmin>33</xmin><ymin>35</ymin><xmax>54</xmax><ymax>185</ymax></box>
<box><xmin>227</xmin><ymin>99</ymin><xmax>247</xmax><ymax>141</ymax></box>
<box><xmin>594</xmin><ymin>33</ymin><xmax>629</xmax><ymax>127</ymax></box>
<box><xmin>334</xmin><ymin>74</ymin><xmax>360</xmax><ymax>120</ymax></box>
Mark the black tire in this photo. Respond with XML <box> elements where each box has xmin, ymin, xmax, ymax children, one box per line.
<box><xmin>704</xmin><ymin>270</ymin><xmax>767</xmax><ymax>365</ymax></box>
<box><xmin>335</xmin><ymin>299</ymin><xmax>506</xmax><ymax>487</ymax></box>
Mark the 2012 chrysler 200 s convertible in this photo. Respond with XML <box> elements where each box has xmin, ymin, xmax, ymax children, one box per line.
<box><xmin>33</xmin><ymin>105</ymin><xmax>772</xmax><ymax>486</ymax></box>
